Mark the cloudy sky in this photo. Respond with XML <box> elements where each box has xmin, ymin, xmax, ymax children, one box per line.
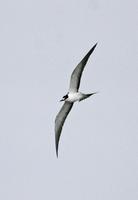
<box><xmin>0</xmin><ymin>0</ymin><xmax>137</xmax><ymax>199</ymax></box>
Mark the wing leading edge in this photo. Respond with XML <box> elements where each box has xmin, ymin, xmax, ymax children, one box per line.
<box><xmin>69</xmin><ymin>43</ymin><xmax>97</xmax><ymax>92</ymax></box>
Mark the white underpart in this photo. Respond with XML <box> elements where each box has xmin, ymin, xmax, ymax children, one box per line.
<box><xmin>66</xmin><ymin>92</ymin><xmax>83</xmax><ymax>102</ymax></box>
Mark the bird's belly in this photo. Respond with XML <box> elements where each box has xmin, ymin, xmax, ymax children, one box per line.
<box><xmin>66</xmin><ymin>92</ymin><xmax>82</xmax><ymax>102</ymax></box>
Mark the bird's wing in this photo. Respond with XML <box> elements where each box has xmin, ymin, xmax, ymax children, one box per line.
<box><xmin>55</xmin><ymin>101</ymin><xmax>73</xmax><ymax>157</ymax></box>
<box><xmin>69</xmin><ymin>43</ymin><xmax>97</xmax><ymax>92</ymax></box>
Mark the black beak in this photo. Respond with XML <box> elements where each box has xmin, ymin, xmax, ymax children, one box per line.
<box><xmin>60</xmin><ymin>99</ymin><xmax>64</xmax><ymax>102</ymax></box>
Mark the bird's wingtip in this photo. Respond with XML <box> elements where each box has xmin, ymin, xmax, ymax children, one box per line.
<box><xmin>94</xmin><ymin>42</ymin><xmax>98</xmax><ymax>48</ymax></box>
<box><xmin>89</xmin><ymin>42</ymin><xmax>98</xmax><ymax>54</ymax></box>
<box><xmin>56</xmin><ymin>149</ymin><xmax>58</xmax><ymax>158</ymax></box>
<box><xmin>55</xmin><ymin>141</ymin><xmax>59</xmax><ymax>158</ymax></box>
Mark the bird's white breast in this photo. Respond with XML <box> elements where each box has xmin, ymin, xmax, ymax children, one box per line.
<box><xmin>66</xmin><ymin>92</ymin><xmax>82</xmax><ymax>102</ymax></box>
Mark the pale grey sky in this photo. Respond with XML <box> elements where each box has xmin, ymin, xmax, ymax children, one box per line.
<box><xmin>0</xmin><ymin>0</ymin><xmax>137</xmax><ymax>199</ymax></box>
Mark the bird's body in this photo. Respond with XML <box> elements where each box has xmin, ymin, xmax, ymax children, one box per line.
<box><xmin>63</xmin><ymin>92</ymin><xmax>83</xmax><ymax>102</ymax></box>
<box><xmin>55</xmin><ymin>43</ymin><xmax>98</xmax><ymax>156</ymax></box>
<box><xmin>67</xmin><ymin>92</ymin><xmax>82</xmax><ymax>102</ymax></box>
<box><xmin>63</xmin><ymin>92</ymin><xmax>96</xmax><ymax>103</ymax></box>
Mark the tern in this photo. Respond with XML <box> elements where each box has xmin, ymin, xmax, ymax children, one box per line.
<box><xmin>55</xmin><ymin>43</ymin><xmax>97</xmax><ymax>157</ymax></box>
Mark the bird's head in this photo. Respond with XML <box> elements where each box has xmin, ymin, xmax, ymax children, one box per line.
<box><xmin>60</xmin><ymin>94</ymin><xmax>68</xmax><ymax>102</ymax></box>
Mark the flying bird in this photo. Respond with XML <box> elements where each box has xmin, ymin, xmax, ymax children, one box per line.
<box><xmin>55</xmin><ymin>43</ymin><xmax>97</xmax><ymax>157</ymax></box>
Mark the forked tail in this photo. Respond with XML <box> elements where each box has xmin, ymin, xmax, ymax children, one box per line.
<box><xmin>79</xmin><ymin>92</ymin><xmax>97</xmax><ymax>101</ymax></box>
